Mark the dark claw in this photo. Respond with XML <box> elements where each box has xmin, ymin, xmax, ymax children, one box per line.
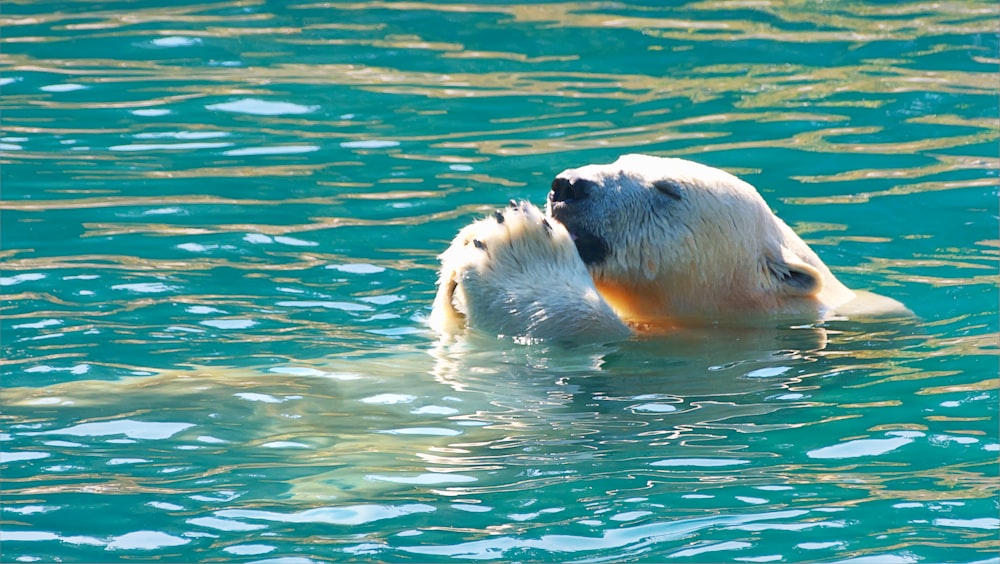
<box><xmin>541</xmin><ymin>218</ymin><xmax>552</xmax><ymax>234</ymax></box>
<box><xmin>493</xmin><ymin>210</ymin><xmax>505</xmax><ymax>224</ymax></box>
<box><xmin>473</xmin><ymin>239</ymin><xmax>487</xmax><ymax>251</ymax></box>
<box><xmin>508</xmin><ymin>199</ymin><xmax>518</xmax><ymax>209</ymax></box>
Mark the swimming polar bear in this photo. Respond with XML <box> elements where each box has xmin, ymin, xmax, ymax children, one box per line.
<box><xmin>430</xmin><ymin>154</ymin><xmax>905</xmax><ymax>341</ymax></box>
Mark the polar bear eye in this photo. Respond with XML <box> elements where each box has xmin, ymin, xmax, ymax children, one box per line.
<box><xmin>653</xmin><ymin>179</ymin><xmax>684</xmax><ymax>201</ymax></box>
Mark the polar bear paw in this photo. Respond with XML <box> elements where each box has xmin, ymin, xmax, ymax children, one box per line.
<box><xmin>430</xmin><ymin>201</ymin><xmax>629</xmax><ymax>342</ymax></box>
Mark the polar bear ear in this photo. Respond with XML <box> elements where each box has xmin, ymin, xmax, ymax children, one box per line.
<box><xmin>766</xmin><ymin>254</ymin><xmax>823</xmax><ymax>297</ymax></box>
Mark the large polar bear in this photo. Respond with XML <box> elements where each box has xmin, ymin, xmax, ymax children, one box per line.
<box><xmin>430</xmin><ymin>154</ymin><xmax>904</xmax><ymax>341</ymax></box>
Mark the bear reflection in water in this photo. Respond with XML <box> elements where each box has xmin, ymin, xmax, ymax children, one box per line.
<box><xmin>431</xmin><ymin>154</ymin><xmax>908</xmax><ymax>343</ymax></box>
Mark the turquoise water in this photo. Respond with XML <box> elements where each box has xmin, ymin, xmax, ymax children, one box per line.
<box><xmin>2</xmin><ymin>1</ymin><xmax>998</xmax><ymax>562</ymax></box>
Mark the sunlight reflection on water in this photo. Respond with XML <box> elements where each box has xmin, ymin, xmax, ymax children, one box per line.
<box><xmin>1</xmin><ymin>1</ymin><xmax>997</xmax><ymax>562</ymax></box>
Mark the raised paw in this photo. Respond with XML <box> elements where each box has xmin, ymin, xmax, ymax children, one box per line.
<box><xmin>446</xmin><ymin>200</ymin><xmax>574</xmax><ymax>272</ymax></box>
<box><xmin>429</xmin><ymin>201</ymin><xmax>629</xmax><ymax>341</ymax></box>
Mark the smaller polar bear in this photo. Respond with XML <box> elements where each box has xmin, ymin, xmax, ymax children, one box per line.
<box><xmin>431</xmin><ymin>154</ymin><xmax>905</xmax><ymax>341</ymax></box>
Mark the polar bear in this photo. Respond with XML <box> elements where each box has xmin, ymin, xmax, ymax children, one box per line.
<box><xmin>430</xmin><ymin>154</ymin><xmax>904</xmax><ymax>341</ymax></box>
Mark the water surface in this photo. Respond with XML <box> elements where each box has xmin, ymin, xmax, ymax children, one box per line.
<box><xmin>2</xmin><ymin>1</ymin><xmax>998</xmax><ymax>562</ymax></box>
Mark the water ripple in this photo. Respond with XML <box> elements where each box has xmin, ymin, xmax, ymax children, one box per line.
<box><xmin>216</xmin><ymin>504</ymin><xmax>436</xmax><ymax>526</ymax></box>
<box><xmin>1</xmin><ymin>1</ymin><xmax>996</xmax><ymax>562</ymax></box>
<box><xmin>398</xmin><ymin>509</ymin><xmax>809</xmax><ymax>560</ymax></box>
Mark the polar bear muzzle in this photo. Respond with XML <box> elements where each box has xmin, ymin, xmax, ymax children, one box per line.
<box><xmin>564</xmin><ymin>225</ymin><xmax>610</xmax><ymax>266</ymax></box>
<box><xmin>547</xmin><ymin>178</ymin><xmax>610</xmax><ymax>265</ymax></box>
<box><xmin>549</xmin><ymin>176</ymin><xmax>598</xmax><ymax>203</ymax></box>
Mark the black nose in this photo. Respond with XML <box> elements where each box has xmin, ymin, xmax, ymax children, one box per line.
<box><xmin>549</xmin><ymin>177</ymin><xmax>590</xmax><ymax>203</ymax></box>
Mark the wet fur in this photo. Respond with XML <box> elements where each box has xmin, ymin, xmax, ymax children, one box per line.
<box><xmin>431</xmin><ymin>154</ymin><xmax>907</xmax><ymax>341</ymax></box>
<box><xmin>430</xmin><ymin>201</ymin><xmax>630</xmax><ymax>341</ymax></box>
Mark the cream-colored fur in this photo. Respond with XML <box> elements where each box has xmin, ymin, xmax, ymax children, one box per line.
<box><xmin>430</xmin><ymin>201</ymin><xmax>630</xmax><ymax>342</ymax></box>
<box><xmin>548</xmin><ymin>154</ymin><xmax>859</xmax><ymax>325</ymax></box>
<box><xmin>431</xmin><ymin>154</ymin><xmax>906</xmax><ymax>341</ymax></box>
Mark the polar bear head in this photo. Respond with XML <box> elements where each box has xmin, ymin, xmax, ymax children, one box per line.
<box><xmin>546</xmin><ymin>154</ymin><xmax>854</xmax><ymax>323</ymax></box>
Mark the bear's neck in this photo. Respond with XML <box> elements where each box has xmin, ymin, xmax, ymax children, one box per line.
<box><xmin>593</xmin><ymin>278</ymin><xmax>831</xmax><ymax>327</ymax></box>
